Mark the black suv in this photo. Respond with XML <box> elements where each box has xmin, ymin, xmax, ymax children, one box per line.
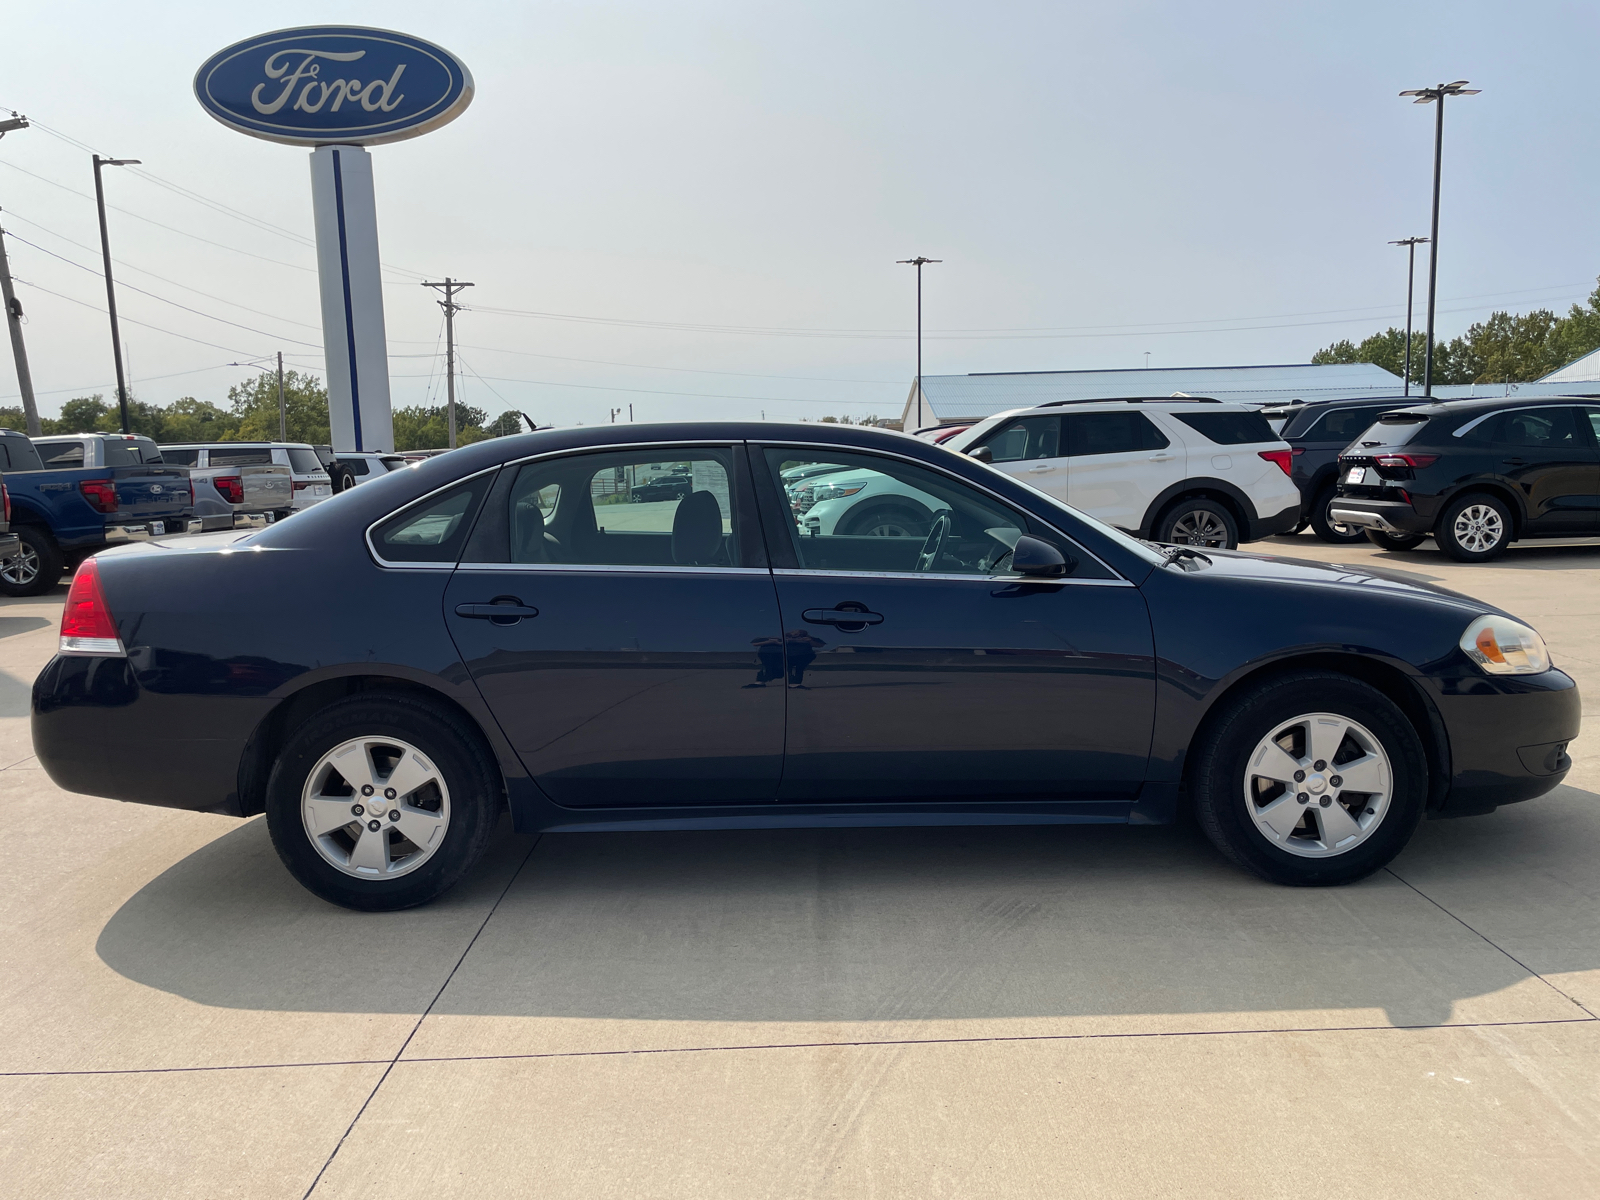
<box><xmin>1263</xmin><ymin>395</ymin><xmax>1418</xmax><ymax>543</ymax></box>
<box><xmin>1330</xmin><ymin>397</ymin><xmax>1600</xmax><ymax>561</ymax></box>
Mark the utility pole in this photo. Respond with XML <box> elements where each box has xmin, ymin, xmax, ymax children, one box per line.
<box><xmin>896</xmin><ymin>256</ymin><xmax>941</xmax><ymax>430</ymax></box>
<box><xmin>1399</xmin><ymin>81</ymin><xmax>1479</xmax><ymax>396</ymax></box>
<box><xmin>1388</xmin><ymin>237</ymin><xmax>1428</xmax><ymax>396</ymax></box>
<box><xmin>421</xmin><ymin>278</ymin><xmax>473</xmax><ymax>448</ymax></box>
<box><xmin>609</xmin><ymin>407</ymin><xmax>622</xmax><ymax>423</ymax></box>
<box><xmin>276</xmin><ymin>351</ymin><xmax>287</xmax><ymax>440</ymax></box>
<box><xmin>92</xmin><ymin>154</ymin><xmax>140</xmax><ymax>433</ymax></box>
<box><xmin>0</xmin><ymin>208</ymin><xmax>41</xmax><ymax>436</ymax></box>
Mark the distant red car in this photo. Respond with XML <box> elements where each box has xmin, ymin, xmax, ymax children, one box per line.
<box><xmin>911</xmin><ymin>424</ymin><xmax>971</xmax><ymax>444</ymax></box>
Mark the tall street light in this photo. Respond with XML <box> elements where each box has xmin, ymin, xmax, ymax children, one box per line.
<box><xmin>92</xmin><ymin>154</ymin><xmax>140</xmax><ymax>433</ymax></box>
<box><xmin>1398</xmin><ymin>81</ymin><xmax>1479</xmax><ymax>396</ymax></box>
<box><xmin>1388</xmin><ymin>236</ymin><xmax>1429</xmax><ymax>396</ymax></box>
<box><xmin>896</xmin><ymin>256</ymin><xmax>941</xmax><ymax>429</ymax></box>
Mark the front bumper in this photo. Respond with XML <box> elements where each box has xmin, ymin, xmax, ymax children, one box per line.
<box><xmin>1436</xmin><ymin>667</ymin><xmax>1581</xmax><ymax>816</ymax></box>
<box><xmin>1327</xmin><ymin>498</ymin><xmax>1433</xmax><ymax>536</ymax></box>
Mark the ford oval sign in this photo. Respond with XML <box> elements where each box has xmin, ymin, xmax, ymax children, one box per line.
<box><xmin>194</xmin><ymin>26</ymin><xmax>473</xmax><ymax>146</ymax></box>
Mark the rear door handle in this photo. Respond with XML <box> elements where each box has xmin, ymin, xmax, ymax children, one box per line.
<box><xmin>1148</xmin><ymin>453</ymin><xmax>1176</xmax><ymax>462</ymax></box>
<box><xmin>455</xmin><ymin>598</ymin><xmax>540</xmax><ymax>623</ymax></box>
<box><xmin>1027</xmin><ymin>463</ymin><xmax>1054</xmax><ymax>473</ymax></box>
<box><xmin>803</xmin><ymin>607</ymin><xmax>884</xmax><ymax>627</ymax></box>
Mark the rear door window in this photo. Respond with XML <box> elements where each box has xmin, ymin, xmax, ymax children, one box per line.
<box><xmin>347</xmin><ymin>457</ymin><xmax>370</xmax><ymax>476</ymax></box>
<box><xmin>1063</xmin><ymin>412</ymin><xmax>1168</xmax><ymax>456</ymax></box>
<box><xmin>287</xmin><ymin>448</ymin><xmax>325</xmax><ymax>474</ymax></box>
<box><xmin>1490</xmin><ymin>407</ymin><xmax>1584</xmax><ymax>451</ymax></box>
<box><xmin>371</xmin><ymin>476</ymin><xmax>494</xmax><ymax>564</ymax></box>
<box><xmin>161</xmin><ymin>447</ymin><xmax>201</xmax><ymax>466</ymax></box>
<box><xmin>1171</xmin><ymin>411</ymin><xmax>1276</xmax><ymax>445</ymax></box>
<box><xmin>35</xmin><ymin>440</ymin><xmax>85</xmax><ymax>466</ymax></box>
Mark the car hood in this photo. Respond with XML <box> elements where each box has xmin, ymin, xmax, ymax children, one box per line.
<box><xmin>1179</xmin><ymin>546</ymin><xmax>1490</xmax><ymax>615</ymax></box>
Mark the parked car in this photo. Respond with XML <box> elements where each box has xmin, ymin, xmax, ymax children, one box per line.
<box><xmin>32</xmin><ymin>421</ymin><xmax>1577</xmax><ymax>910</ymax></box>
<box><xmin>0</xmin><ymin>470</ymin><xmax>19</xmax><ymax>568</ymax></box>
<box><xmin>1260</xmin><ymin>395</ymin><xmax>1421</xmax><ymax>543</ymax></box>
<box><xmin>944</xmin><ymin>398</ymin><xmax>1300</xmax><ymax>549</ymax></box>
<box><xmin>0</xmin><ymin>430</ymin><xmax>193</xmax><ymax>597</ymax></box>
<box><xmin>911</xmin><ymin>424</ymin><xmax>973</xmax><ymax>444</ymax></box>
<box><xmin>336</xmin><ymin>451</ymin><xmax>408</xmax><ymax>485</ymax></box>
<box><xmin>158</xmin><ymin>442</ymin><xmax>327</xmax><ymax>520</ymax></box>
<box><xmin>629</xmin><ymin>473</ymin><xmax>693</xmax><ymax>503</ymax></box>
<box><xmin>1330</xmin><ymin>397</ymin><xmax>1600</xmax><ymax>561</ymax></box>
<box><xmin>160</xmin><ymin>445</ymin><xmax>294</xmax><ymax>531</ymax></box>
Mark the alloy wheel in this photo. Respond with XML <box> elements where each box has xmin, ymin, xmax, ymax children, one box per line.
<box><xmin>1169</xmin><ymin>510</ymin><xmax>1230</xmax><ymax>547</ymax></box>
<box><xmin>1452</xmin><ymin>504</ymin><xmax>1505</xmax><ymax>554</ymax></box>
<box><xmin>300</xmin><ymin>736</ymin><xmax>452</xmax><ymax>879</ymax></box>
<box><xmin>1243</xmin><ymin>712</ymin><xmax>1392</xmax><ymax>858</ymax></box>
<box><xmin>0</xmin><ymin>542</ymin><xmax>40</xmax><ymax>588</ymax></box>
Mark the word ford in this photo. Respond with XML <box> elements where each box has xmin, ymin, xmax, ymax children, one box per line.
<box><xmin>252</xmin><ymin>49</ymin><xmax>405</xmax><ymax>116</ymax></box>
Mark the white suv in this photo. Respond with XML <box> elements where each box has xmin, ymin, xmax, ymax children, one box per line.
<box><xmin>942</xmin><ymin>398</ymin><xmax>1299</xmax><ymax>548</ymax></box>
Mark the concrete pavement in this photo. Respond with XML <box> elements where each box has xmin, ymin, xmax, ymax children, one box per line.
<box><xmin>2</xmin><ymin>533</ymin><xmax>1597</xmax><ymax>1197</ymax></box>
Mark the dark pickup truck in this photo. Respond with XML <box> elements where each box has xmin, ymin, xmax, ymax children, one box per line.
<box><xmin>0</xmin><ymin>429</ymin><xmax>194</xmax><ymax>597</ymax></box>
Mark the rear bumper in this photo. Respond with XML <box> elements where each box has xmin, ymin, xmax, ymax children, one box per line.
<box><xmin>0</xmin><ymin>532</ymin><xmax>19</xmax><ymax>563</ymax></box>
<box><xmin>1436</xmin><ymin>668</ymin><xmax>1581</xmax><ymax>816</ymax></box>
<box><xmin>1327</xmin><ymin>498</ymin><xmax>1433</xmax><ymax>536</ymax></box>
<box><xmin>1246</xmin><ymin>502</ymin><xmax>1300</xmax><ymax>542</ymax></box>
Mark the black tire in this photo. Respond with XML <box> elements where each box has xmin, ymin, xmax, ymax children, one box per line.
<box><xmin>1364</xmin><ymin>530</ymin><xmax>1425</xmax><ymax>552</ymax></box>
<box><xmin>840</xmin><ymin>502</ymin><xmax>932</xmax><ymax>538</ymax></box>
<box><xmin>1435</xmin><ymin>492</ymin><xmax>1513</xmax><ymax>563</ymax></box>
<box><xmin>1155</xmin><ymin>498</ymin><xmax>1239</xmax><ymax>549</ymax></box>
<box><xmin>0</xmin><ymin>526</ymin><xmax>65</xmax><ymax>598</ymax></box>
<box><xmin>1309</xmin><ymin>487</ymin><xmax>1367</xmax><ymax>544</ymax></box>
<box><xmin>264</xmin><ymin>694</ymin><xmax>503</xmax><ymax>911</ymax></box>
<box><xmin>1191</xmin><ymin>672</ymin><xmax>1427</xmax><ymax>886</ymax></box>
<box><xmin>334</xmin><ymin>468</ymin><xmax>357</xmax><ymax>493</ymax></box>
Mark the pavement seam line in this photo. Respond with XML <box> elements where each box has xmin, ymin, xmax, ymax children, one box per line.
<box><xmin>298</xmin><ymin>835</ymin><xmax>541</xmax><ymax>1200</ymax></box>
<box><xmin>4</xmin><ymin>1015</ymin><xmax>1596</xmax><ymax>1081</ymax></box>
<box><xmin>1384</xmin><ymin>865</ymin><xmax>1600</xmax><ymax>1019</ymax></box>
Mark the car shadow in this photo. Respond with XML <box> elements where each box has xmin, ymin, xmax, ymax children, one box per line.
<box><xmin>96</xmin><ymin>787</ymin><xmax>1600</xmax><ymax>1031</ymax></box>
<box><xmin>0</xmin><ymin>615</ymin><xmax>52</xmax><ymax>641</ymax></box>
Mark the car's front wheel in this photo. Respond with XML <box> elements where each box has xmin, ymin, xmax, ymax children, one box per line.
<box><xmin>1190</xmin><ymin>672</ymin><xmax>1427</xmax><ymax>886</ymax></box>
<box><xmin>264</xmin><ymin>694</ymin><xmax>502</xmax><ymax>910</ymax></box>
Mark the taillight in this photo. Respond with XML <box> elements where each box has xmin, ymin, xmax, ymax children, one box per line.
<box><xmin>2</xmin><ymin>482</ymin><xmax>10</xmax><ymax>524</ymax></box>
<box><xmin>59</xmin><ymin>557</ymin><xmax>125</xmax><ymax>656</ymax></box>
<box><xmin>292</xmin><ymin>480</ymin><xmax>310</xmax><ymax>491</ymax></box>
<box><xmin>1257</xmin><ymin>449</ymin><xmax>1294</xmax><ymax>476</ymax></box>
<box><xmin>188</xmin><ymin>477</ymin><xmax>195</xmax><ymax>507</ymax></box>
<box><xmin>215</xmin><ymin>475</ymin><xmax>245</xmax><ymax>504</ymax></box>
<box><xmin>1374</xmin><ymin>454</ymin><xmax>1438</xmax><ymax>469</ymax></box>
<box><xmin>78</xmin><ymin>478</ymin><xmax>118</xmax><ymax>513</ymax></box>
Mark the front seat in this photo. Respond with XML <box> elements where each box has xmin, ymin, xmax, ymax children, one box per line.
<box><xmin>672</xmin><ymin>490</ymin><xmax>725</xmax><ymax>565</ymax></box>
<box><xmin>512</xmin><ymin>499</ymin><xmax>550</xmax><ymax>563</ymax></box>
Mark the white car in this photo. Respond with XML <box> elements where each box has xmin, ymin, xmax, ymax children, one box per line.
<box><xmin>941</xmin><ymin>398</ymin><xmax>1300</xmax><ymax>548</ymax></box>
<box><xmin>339</xmin><ymin>451</ymin><xmax>410</xmax><ymax>485</ymax></box>
<box><xmin>160</xmin><ymin>442</ymin><xmax>332</xmax><ymax>516</ymax></box>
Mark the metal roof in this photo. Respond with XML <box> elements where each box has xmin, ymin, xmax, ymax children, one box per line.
<box><xmin>903</xmin><ymin>363</ymin><xmax>1404</xmax><ymax>426</ymax></box>
<box><xmin>1540</xmin><ymin>345</ymin><xmax>1600</xmax><ymax>383</ymax></box>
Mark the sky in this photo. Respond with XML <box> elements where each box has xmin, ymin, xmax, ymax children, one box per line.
<box><xmin>1</xmin><ymin>0</ymin><xmax>1597</xmax><ymax>429</ymax></box>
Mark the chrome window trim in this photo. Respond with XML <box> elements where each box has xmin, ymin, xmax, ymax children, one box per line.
<box><xmin>1451</xmin><ymin>403</ymin><xmax>1594</xmax><ymax>439</ymax></box>
<box><xmin>457</xmin><ymin>563</ymin><xmax>766</xmax><ymax>577</ymax></box>
<box><xmin>757</xmin><ymin>439</ymin><xmax>1128</xmax><ymax>583</ymax></box>
<box><xmin>772</xmin><ymin>567</ymin><xmax>1133</xmax><ymax>588</ymax></box>
<box><xmin>365</xmin><ymin>465</ymin><xmax>502</xmax><ymax>569</ymax></box>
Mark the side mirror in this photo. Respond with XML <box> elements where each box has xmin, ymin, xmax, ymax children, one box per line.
<box><xmin>967</xmin><ymin>445</ymin><xmax>994</xmax><ymax>464</ymax></box>
<box><xmin>1012</xmin><ymin>535</ymin><xmax>1074</xmax><ymax>578</ymax></box>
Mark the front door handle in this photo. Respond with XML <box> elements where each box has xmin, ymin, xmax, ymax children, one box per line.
<box><xmin>1502</xmin><ymin>458</ymin><xmax>1526</xmax><ymax>466</ymax></box>
<box><xmin>455</xmin><ymin>597</ymin><xmax>540</xmax><ymax>624</ymax></box>
<box><xmin>1148</xmin><ymin>453</ymin><xmax>1176</xmax><ymax>462</ymax></box>
<box><xmin>803</xmin><ymin>606</ymin><xmax>884</xmax><ymax>627</ymax></box>
<box><xmin>1027</xmin><ymin>463</ymin><xmax>1054</xmax><ymax>473</ymax></box>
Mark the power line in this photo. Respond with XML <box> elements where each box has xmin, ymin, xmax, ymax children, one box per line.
<box><xmin>386</xmin><ymin>368</ymin><xmax>889</xmax><ymax>406</ymax></box>
<box><xmin>12</xmin><ymin>275</ymin><xmax>265</xmax><ymax>356</ymax></box>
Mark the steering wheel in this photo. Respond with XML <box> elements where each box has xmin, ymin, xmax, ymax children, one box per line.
<box><xmin>914</xmin><ymin>512</ymin><xmax>952</xmax><ymax>573</ymax></box>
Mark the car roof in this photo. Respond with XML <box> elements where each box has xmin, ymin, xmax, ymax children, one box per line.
<box><xmin>1366</xmin><ymin>394</ymin><xmax>1600</xmax><ymax>419</ymax></box>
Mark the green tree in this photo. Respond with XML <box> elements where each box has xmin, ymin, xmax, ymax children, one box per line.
<box><xmin>57</xmin><ymin>394</ymin><xmax>113</xmax><ymax>433</ymax></box>
<box><xmin>483</xmin><ymin>411</ymin><xmax>525</xmax><ymax>438</ymax></box>
<box><xmin>226</xmin><ymin>370</ymin><xmax>330</xmax><ymax>444</ymax></box>
<box><xmin>391</xmin><ymin>402</ymin><xmax>491</xmax><ymax>451</ymax></box>
<box><xmin>1313</xmin><ymin>276</ymin><xmax>1600</xmax><ymax>385</ymax></box>
<box><xmin>158</xmin><ymin>396</ymin><xmax>242</xmax><ymax>443</ymax></box>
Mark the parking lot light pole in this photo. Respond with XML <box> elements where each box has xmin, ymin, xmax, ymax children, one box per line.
<box><xmin>1388</xmin><ymin>237</ymin><xmax>1429</xmax><ymax>396</ymax></box>
<box><xmin>92</xmin><ymin>154</ymin><xmax>140</xmax><ymax>433</ymax></box>
<box><xmin>897</xmin><ymin>256</ymin><xmax>941</xmax><ymax>430</ymax></box>
<box><xmin>1398</xmin><ymin>81</ymin><xmax>1479</xmax><ymax>397</ymax></box>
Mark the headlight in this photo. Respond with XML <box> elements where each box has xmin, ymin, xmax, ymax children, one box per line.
<box><xmin>1460</xmin><ymin>614</ymin><xmax>1550</xmax><ymax>675</ymax></box>
<box><xmin>813</xmin><ymin>483</ymin><xmax>865</xmax><ymax>502</ymax></box>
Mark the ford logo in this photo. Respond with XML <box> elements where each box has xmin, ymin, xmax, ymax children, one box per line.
<box><xmin>194</xmin><ymin>26</ymin><xmax>473</xmax><ymax>146</ymax></box>
<box><xmin>151</xmin><ymin>484</ymin><xmax>163</xmax><ymax>494</ymax></box>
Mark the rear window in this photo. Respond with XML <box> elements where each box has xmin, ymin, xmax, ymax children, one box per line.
<box><xmin>287</xmin><ymin>448</ymin><xmax>324</xmax><ymax>474</ymax></box>
<box><xmin>1300</xmin><ymin>406</ymin><xmax>1399</xmax><ymax>442</ymax></box>
<box><xmin>1353</xmin><ymin>413</ymin><xmax>1429</xmax><ymax>449</ymax></box>
<box><xmin>35</xmin><ymin>440</ymin><xmax>85</xmax><ymax>466</ymax></box>
<box><xmin>209</xmin><ymin>447</ymin><xmax>273</xmax><ymax>467</ymax></box>
<box><xmin>1171</xmin><ymin>411</ymin><xmax>1276</xmax><ymax>446</ymax></box>
<box><xmin>161</xmin><ymin>447</ymin><xmax>200</xmax><ymax>466</ymax></box>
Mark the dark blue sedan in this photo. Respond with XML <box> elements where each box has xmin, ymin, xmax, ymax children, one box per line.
<box><xmin>32</xmin><ymin>423</ymin><xmax>1580</xmax><ymax>909</ymax></box>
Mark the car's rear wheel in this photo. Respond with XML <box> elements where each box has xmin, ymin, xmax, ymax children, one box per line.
<box><xmin>1435</xmin><ymin>492</ymin><xmax>1513</xmax><ymax>563</ymax></box>
<box><xmin>1155</xmin><ymin>499</ymin><xmax>1238</xmax><ymax>549</ymax></box>
<box><xmin>840</xmin><ymin>503</ymin><xmax>932</xmax><ymax>538</ymax></box>
<box><xmin>1364</xmin><ymin>530</ymin><xmax>1425</xmax><ymax>552</ymax></box>
<box><xmin>1191</xmin><ymin>673</ymin><xmax>1427</xmax><ymax>886</ymax></box>
<box><xmin>0</xmin><ymin>526</ymin><xmax>64</xmax><ymax>598</ymax></box>
<box><xmin>264</xmin><ymin>694</ymin><xmax>502</xmax><ymax>910</ymax></box>
<box><xmin>1309</xmin><ymin>487</ymin><xmax>1366</xmax><ymax>544</ymax></box>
